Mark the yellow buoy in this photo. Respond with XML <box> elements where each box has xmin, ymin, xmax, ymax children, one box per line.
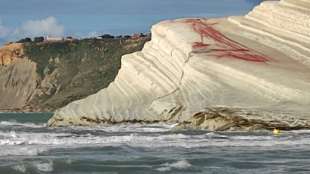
<box><xmin>273</xmin><ymin>128</ymin><xmax>280</xmax><ymax>135</ymax></box>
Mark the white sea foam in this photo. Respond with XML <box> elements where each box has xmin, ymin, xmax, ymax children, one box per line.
<box><xmin>290</xmin><ymin>129</ymin><xmax>310</xmax><ymax>134</ymax></box>
<box><xmin>0</xmin><ymin>146</ymin><xmax>47</xmax><ymax>156</ymax></box>
<box><xmin>12</xmin><ymin>164</ymin><xmax>27</xmax><ymax>173</ymax></box>
<box><xmin>1</xmin><ymin>124</ymin><xmax>310</xmax><ymax>156</ymax></box>
<box><xmin>205</xmin><ymin>132</ymin><xmax>228</xmax><ymax>139</ymax></box>
<box><xmin>69</xmin><ymin>123</ymin><xmax>175</xmax><ymax>133</ymax></box>
<box><xmin>0</xmin><ymin>131</ymin><xmax>72</xmax><ymax>146</ymax></box>
<box><xmin>33</xmin><ymin>161</ymin><xmax>54</xmax><ymax>172</ymax></box>
<box><xmin>0</xmin><ymin>121</ymin><xmax>45</xmax><ymax>128</ymax></box>
<box><xmin>157</xmin><ymin>160</ymin><xmax>192</xmax><ymax>172</ymax></box>
<box><xmin>230</xmin><ymin>136</ymin><xmax>274</xmax><ymax>140</ymax></box>
<box><xmin>156</xmin><ymin>166</ymin><xmax>171</xmax><ymax>172</ymax></box>
<box><xmin>1</xmin><ymin>130</ymin><xmax>310</xmax><ymax>149</ymax></box>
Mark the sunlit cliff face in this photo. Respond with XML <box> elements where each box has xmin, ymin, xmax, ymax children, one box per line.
<box><xmin>0</xmin><ymin>43</ymin><xmax>23</xmax><ymax>66</ymax></box>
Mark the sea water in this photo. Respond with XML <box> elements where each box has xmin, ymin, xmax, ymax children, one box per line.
<box><xmin>0</xmin><ymin>113</ymin><xmax>310</xmax><ymax>174</ymax></box>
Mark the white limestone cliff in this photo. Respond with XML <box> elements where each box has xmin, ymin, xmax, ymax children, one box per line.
<box><xmin>48</xmin><ymin>0</ymin><xmax>310</xmax><ymax>130</ymax></box>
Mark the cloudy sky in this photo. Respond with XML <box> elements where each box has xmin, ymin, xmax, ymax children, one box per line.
<box><xmin>0</xmin><ymin>0</ymin><xmax>260</xmax><ymax>44</ymax></box>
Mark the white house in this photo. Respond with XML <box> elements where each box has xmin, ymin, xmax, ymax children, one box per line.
<box><xmin>45</xmin><ymin>36</ymin><xmax>64</xmax><ymax>42</ymax></box>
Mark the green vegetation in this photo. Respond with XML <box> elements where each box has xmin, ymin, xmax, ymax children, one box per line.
<box><xmin>17</xmin><ymin>37</ymin><xmax>32</xmax><ymax>43</ymax></box>
<box><xmin>23</xmin><ymin>37</ymin><xmax>150</xmax><ymax>111</ymax></box>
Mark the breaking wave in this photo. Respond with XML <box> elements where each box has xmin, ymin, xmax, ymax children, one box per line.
<box><xmin>0</xmin><ymin>123</ymin><xmax>310</xmax><ymax>157</ymax></box>
<box><xmin>0</xmin><ymin>117</ymin><xmax>310</xmax><ymax>174</ymax></box>
<box><xmin>156</xmin><ymin>160</ymin><xmax>192</xmax><ymax>172</ymax></box>
<box><xmin>33</xmin><ymin>161</ymin><xmax>54</xmax><ymax>172</ymax></box>
<box><xmin>0</xmin><ymin>121</ymin><xmax>45</xmax><ymax>128</ymax></box>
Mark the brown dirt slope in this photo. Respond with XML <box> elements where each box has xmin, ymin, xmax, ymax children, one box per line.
<box><xmin>0</xmin><ymin>37</ymin><xmax>150</xmax><ymax>112</ymax></box>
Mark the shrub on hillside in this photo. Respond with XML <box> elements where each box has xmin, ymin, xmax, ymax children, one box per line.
<box><xmin>34</xmin><ymin>37</ymin><xmax>45</xmax><ymax>43</ymax></box>
<box><xmin>16</xmin><ymin>37</ymin><xmax>32</xmax><ymax>43</ymax></box>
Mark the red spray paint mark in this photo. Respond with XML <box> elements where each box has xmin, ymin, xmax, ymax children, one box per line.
<box><xmin>183</xmin><ymin>19</ymin><xmax>270</xmax><ymax>63</ymax></box>
<box><xmin>192</xmin><ymin>42</ymin><xmax>210</xmax><ymax>49</ymax></box>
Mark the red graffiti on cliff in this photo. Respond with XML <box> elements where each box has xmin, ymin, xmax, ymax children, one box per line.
<box><xmin>183</xmin><ymin>19</ymin><xmax>270</xmax><ymax>63</ymax></box>
<box><xmin>192</xmin><ymin>42</ymin><xmax>210</xmax><ymax>49</ymax></box>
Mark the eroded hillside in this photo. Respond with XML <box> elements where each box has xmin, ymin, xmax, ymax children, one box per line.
<box><xmin>0</xmin><ymin>36</ymin><xmax>150</xmax><ymax>112</ymax></box>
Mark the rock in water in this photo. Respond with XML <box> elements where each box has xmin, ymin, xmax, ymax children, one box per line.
<box><xmin>48</xmin><ymin>0</ymin><xmax>310</xmax><ymax>130</ymax></box>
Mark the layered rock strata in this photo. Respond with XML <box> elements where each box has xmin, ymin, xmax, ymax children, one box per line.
<box><xmin>49</xmin><ymin>0</ymin><xmax>310</xmax><ymax>130</ymax></box>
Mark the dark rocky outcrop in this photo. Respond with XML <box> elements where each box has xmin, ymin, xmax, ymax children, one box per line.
<box><xmin>176</xmin><ymin>107</ymin><xmax>310</xmax><ymax>131</ymax></box>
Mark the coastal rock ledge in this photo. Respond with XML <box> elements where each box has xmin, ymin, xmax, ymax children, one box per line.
<box><xmin>49</xmin><ymin>0</ymin><xmax>310</xmax><ymax>131</ymax></box>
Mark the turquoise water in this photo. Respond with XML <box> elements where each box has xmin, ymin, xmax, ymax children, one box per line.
<box><xmin>0</xmin><ymin>113</ymin><xmax>310</xmax><ymax>173</ymax></box>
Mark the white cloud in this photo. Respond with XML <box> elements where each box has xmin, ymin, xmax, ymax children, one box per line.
<box><xmin>14</xmin><ymin>16</ymin><xmax>64</xmax><ymax>38</ymax></box>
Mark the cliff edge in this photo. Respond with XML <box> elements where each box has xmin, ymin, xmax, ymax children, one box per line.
<box><xmin>0</xmin><ymin>37</ymin><xmax>149</xmax><ymax>112</ymax></box>
<box><xmin>49</xmin><ymin>0</ymin><xmax>310</xmax><ymax>131</ymax></box>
